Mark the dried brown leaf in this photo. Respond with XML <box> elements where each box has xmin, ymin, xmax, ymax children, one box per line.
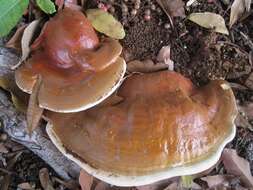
<box><xmin>39</xmin><ymin>168</ymin><xmax>55</xmax><ymax>190</ymax></box>
<box><xmin>0</xmin><ymin>76</ymin><xmax>28</xmax><ymax>112</ymax></box>
<box><xmin>188</xmin><ymin>12</ymin><xmax>229</xmax><ymax>35</ymax></box>
<box><xmin>230</xmin><ymin>0</ymin><xmax>251</xmax><ymax>27</ymax></box>
<box><xmin>5</xmin><ymin>25</ymin><xmax>27</xmax><ymax>50</ymax></box>
<box><xmin>94</xmin><ymin>182</ymin><xmax>110</xmax><ymax>190</ymax></box>
<box><xmin>235</xmin><ymin>112</ymin><xmax>253</xmax><ymax>131</ymax></box>
<box><xmin>201</xmin><ymin>175</ymin><xmax>237</xmax><ymax>188</ymax></box>
<box><xmin>222</xmin><ymin>148</ymin><xmax>253</xmax><ymax>188</ymax></box>
<box><xmin>156</xmin><ymin>0</ymin><xmax>185</xmax><ymax>18</ymax></box>
<box><xmin>127</xmin><ymin>59</ymin><xmax>169</xmax><ymax>73</ymax></box>
<box><xmin>26</xmin><ymin>75</ymin><xmax>44</xmax><ymax>135</ymax></box>
<box><xmin>53</xmin><ymin>177</ymin><xmax>79</xmax><ymax>190</ymax></box>
<box><xmin>0</xmin><ymin>143</ymin><xmax>8</xmax><ymax>153</ymax></box>
<box><xmin>18</xmin><ymin>182</ymin><xmax>34</xmax><ymax>190</ymax></box>
<box><xmin>1</xmin><ymin>174</ymin><xmax>11</xmax><ymax>190</ymax></box>
<box><xmin>79</xmin><ymin>170</ymin><xmax>93</xmax><ymax>190</ymax></box>
<box><xmin>12</xmin><ymin>19</ymin><xmax>41</xmax><ymax>69</ymax></box>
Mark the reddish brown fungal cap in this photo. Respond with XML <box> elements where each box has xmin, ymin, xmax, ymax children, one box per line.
<box><xmin>15</xmin><ymin>8</ymin><xmax>126</xmax><ymax>112</ymax></box>
<box><xmin>46</xmin><ymin>71</ymin><xmax>237</xmax><ymax>186</ymax></box>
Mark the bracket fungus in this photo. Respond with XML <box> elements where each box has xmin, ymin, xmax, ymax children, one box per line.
<box><xmin>15</xmin><ymin>8</ymin><xmax>126</xmax><ymax>113</ymax></box>
<box><xmin>45</xmin><ymin>71</ymin><xmax>237</xmax><ymax>186</ymax></box>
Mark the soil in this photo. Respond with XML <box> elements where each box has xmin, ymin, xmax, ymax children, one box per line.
<box><xmin>0</xmin><ymin>0</ymin><xmax>253</xmax><ymax>189</ymax></box>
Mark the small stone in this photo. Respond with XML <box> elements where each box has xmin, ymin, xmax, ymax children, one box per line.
<box><xmin>164</xmin><ymin>23</ymin><xmax>171</xmax><ymax>29</ymax></box>
<box><xmin>134</xmin><ymin>3</ymin><xmax>140</xmax><ymax>9</ymax></box>
<box><xmin>109</xmin><ymin>6</ymin><xmax>115</xmax><ymax>13</ymax></box>
<box><xmin>131</xmin><ymin>9</ymin><xmax>137</xmax><ymax>16</ymax></box>
<box><xmin>145</xmin><ymin>9</ymin><xmax>151</xmax><ymax>15</ymax></box>
<box><xmin>151</xmin><ymin>4</ymin><xmax>156</xmax><ymax>10</ymax></box>
<box><xmin>144</xmin><ymin>14</ymin><xmax>151</xmax><ymax>21</ymax></box>
<box><xmin>0</xmin><ymin>133</ymin><xmax>7</xmax><ymax>141</ymax></box>
<box><xmin>156</xmin><ymin>7</ymin><xmax>162</xmax><ymax>14</ymax></box>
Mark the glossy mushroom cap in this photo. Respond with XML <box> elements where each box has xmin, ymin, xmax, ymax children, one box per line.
<box><xmin>15</xmin><ymin>8</ymin><xmax>126</xmax><ymax>113</ymax></box>
<box><xmin>46</xmin><ymin>71</ymin><xmax>237</xmax><ymax>186</ymax></box>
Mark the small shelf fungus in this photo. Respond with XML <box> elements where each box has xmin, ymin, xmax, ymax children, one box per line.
<box><xmin>15</xmin><ymin>8</ymin><xmax>126</xmax><ymax>113</ymax></box>
<box><xmin>45</xmin><ymin>71</ymin><xmax>237</xmax><ymax>186</ymax></box>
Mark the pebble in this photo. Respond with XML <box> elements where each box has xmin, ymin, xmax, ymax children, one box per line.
<box><xmin>0</xmin><ymin>133</ymin><xmax>7</xmax><ymax>141</ymax></box>
<box><xmin>144</xmin><ymin>14</ymin><xmax>151</xmax><ymax>21</ymax></box>
<box><xmin>151</xmin><ymin>4</ymin><xmax>156</xmax><ymax>10</ymax></box>
<box><xmin>145</xmin><ymin>9</ymin><xmax>151</xmax><ymax>15</ymax></box>
<box><xmin>164</xmin><ymin>23</ymin><xmax>170</xmax><ymax>29</ymax></box>
<box><xmin>131</xmin><ymin>9</ymin><xmax>137</xmax><ymax>16</ymax></box>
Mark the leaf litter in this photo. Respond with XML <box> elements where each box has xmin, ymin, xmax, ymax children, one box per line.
<box><xmin>188</xmin><ymin>12</ymin><xmax>229</xmax><ymax>35</ymax></box>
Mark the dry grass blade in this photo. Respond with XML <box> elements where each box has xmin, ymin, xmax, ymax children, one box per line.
<box><xmin>26</xmin><ymin>75</ymin><xmax>44</xmax><ymax>135</ymax></box>
<box><xmin>127</xmin><ymin>60</ymin><xmax>169</xmax><ymax>73</ymax></box>
<box><xmin>222</xmin><ymin>148</ymin><xmax>253</xmax><ymax>188</ymax></box>
<box><xmin>12</xmin><ymin>19</ymin><xmax>41</xmax><ymax>70</ymax></box>
<box><xmin>39</xmin><ymin>168</ymin><xmax>55</xmax><ymax>190</ymax></box>
<box><xmin>79</xmin><ymin>170</ymin><xmax>93</xmax><ymax>190</ymax></box>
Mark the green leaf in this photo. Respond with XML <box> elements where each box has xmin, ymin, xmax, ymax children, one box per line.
<box><xmin>36</xmin><ymin>0</ymin><xmax>56</xmax><ymax>14</ymax></box>
<box><xmin>0</xmin><ymin>0</ymin><xmax>29</xmax><ymax>37</ymax></box>
<box><xmin>86</xmin><ymin>9</ymin><xmax>125</xmax><ymax>39</ymax></box>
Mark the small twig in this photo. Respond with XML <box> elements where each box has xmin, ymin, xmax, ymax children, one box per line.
<box><xmin>239</xmin><ymin>31</ymin><xmax>253</xmax><ymax>50</ymax></box>
<box><xmin>216</xmin><ymin>41</ymin><xmax>249</xmax><ymax>55</ymax></box>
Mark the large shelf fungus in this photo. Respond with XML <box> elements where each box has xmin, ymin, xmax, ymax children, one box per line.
<box><xmin>45</xmin><ymin>71</ymin><xmax>238</xmax><ymax>186</ymax></box>
<box><xmin>15</xmin><ymin>8</ymin><xmax>126</xmax><ymax>113</ymax></box>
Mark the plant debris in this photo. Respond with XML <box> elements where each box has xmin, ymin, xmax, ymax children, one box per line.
<box><xmin>79</xmin><ymin>170</ymin><xmax>93</xmax><ymax>190</ymax></box>
<box><xmin>229</xmin><ymin>0</ymin><xmax>252</xmax><ymax>28</ymax></box>
<box><xmin>12</xmin><ymin>19</ymin><xmax>41</xmax><ymax>69</ymax></box>
<box><xmin>26</xmin><ymin>75</ymin><xmax>43</xmax><ymax>135</ymax></box>
<box><xmin>222</xmin><ymin>148</ymin><xmax>253</xmax><ymax>188</ymax></box>
<box><xmin>39</xmin><ymin>168</ymin><xmax>55</xmax><ymax>190</ymax></box>
<box><xmin>127</xmin><ymin>59</ymin><xmax>169</xmax><ymax>73</ymax></box>
<box><xmin>188</xmin><ymin>12</ymin><xmax>229</xmax><ymax>35</ymax></box>
<box><xmin>156</xmin><ymin>0</ymin><xmax>185</xmax><ymax>18</ymax></box>
<box><xmin>86</xmin><ymin>9</ymin><xmax>125</xmax><ymax>39</ymax></box>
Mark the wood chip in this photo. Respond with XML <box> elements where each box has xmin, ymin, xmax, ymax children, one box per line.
<box><xmin>39</xmin><ymin>168</ymin><xmax>55</xmax><ymax>190</ymax></box>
